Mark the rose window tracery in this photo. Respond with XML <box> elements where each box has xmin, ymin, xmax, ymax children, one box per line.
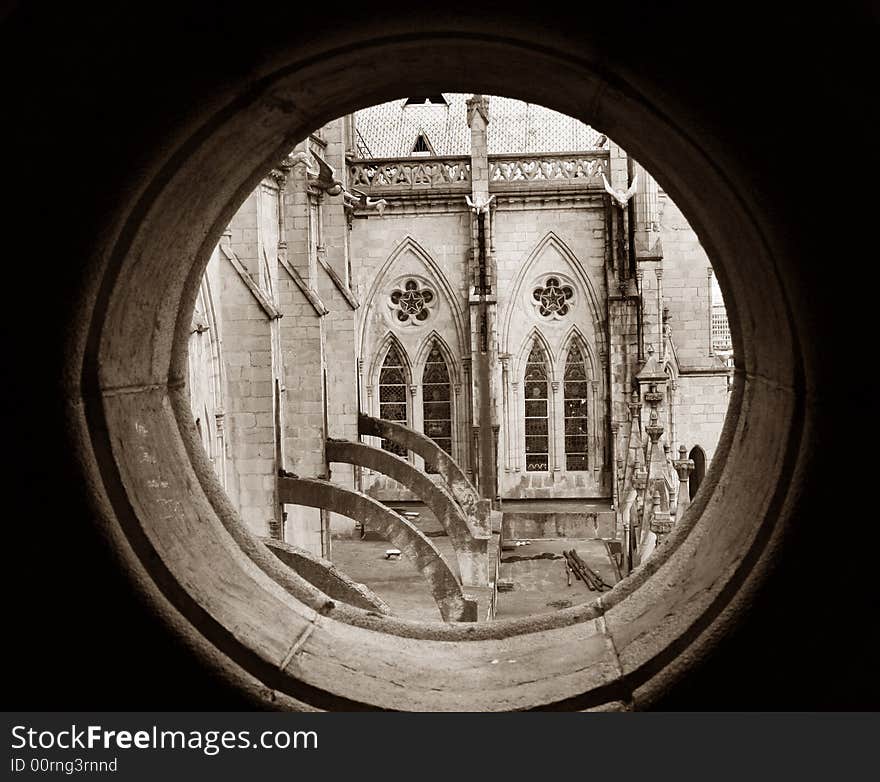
<box><xmin>532</xmin><ymin>276</ymin><xmax>574</xmax><ymax>318</ymax></box>
<box><xmin>390</xmin><ymin>279</ymin><xmax>434</xmax><ymax>323</ymax></box>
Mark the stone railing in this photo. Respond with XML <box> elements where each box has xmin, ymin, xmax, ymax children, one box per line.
<box><xmin>347</xmin><ymin>156</ymin><xmax>471</xmax><ymax>193</ymax></box>
<box><xmin>488</xmin><ymin>151</ymin><xmax>609</xmax><ymax>189</ymax></box>
<box><xmin>347</xmin><ymin>150</ymin><xmax>610</xmax><ymax>196</ymax></box>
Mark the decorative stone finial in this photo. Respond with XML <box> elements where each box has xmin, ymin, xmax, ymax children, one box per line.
<box><xmin>633</xmin><ymin>463</ymin><xmax>647</xmax><ymax>491</ymax></box>
<box><xmin>646</xmin><ymin>408</ymin><xmax>664</xmax><ymax>444</ymax></box>
<box><xmin>466</xmin><ymin>94</ymin><xmax>490</xmax><ymax>127</ymax></box>
<box><xmin>644</xmin><ymin>380</ymin><xmax>664</xmax><ymax>408</ymax></box>
<box><xmin>673</xmin><ymin>446</ymin><xmax>695</xmax><ymax>483</ymax></box>
<box><xmin>651</xmin><ymin>487</ymin><xmax>661</xmax><ymax>513</ymax></box>
<box><xmin>627</xmin><ymin>389</ymin><xmax>642</xmax><ymax>418</ymax></box>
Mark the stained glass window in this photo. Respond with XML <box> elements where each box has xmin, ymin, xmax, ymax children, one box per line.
<box><xmin>564</xmin><ymin>343</ymin><xmax>589</xmax><ymax>470</ymax></box>
<box><xmin>422</xmin><ymin>343</ymin><xmax>452</xmax><ymax>473</ymax></box>
<box><xmin>379</xmin><ymin>344</ymin><xmax>408</xmax><ymax>457</ymax></box>
<box><xmin>524</xmin><ymin>340</ymin><xmax>549</xmax><ymax>471</ymax></box>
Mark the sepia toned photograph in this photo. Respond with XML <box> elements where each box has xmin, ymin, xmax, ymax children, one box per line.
<box><xmin>3</xmin><ymin>0</ymin><xmax>877</xmax><ymax>746</ymax></box>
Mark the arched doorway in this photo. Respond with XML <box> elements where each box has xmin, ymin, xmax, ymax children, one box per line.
<box><xmin>689</xmin><ymin>445</ymin><xmax>706</xmax><ymax>501</ymax></box>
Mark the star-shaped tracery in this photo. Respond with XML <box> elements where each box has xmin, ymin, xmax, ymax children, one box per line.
<box><xmin>390</xmin><ymin>279</ymin><xmax>434</xmax><ymax>323</ymax></box>
<box><xmin>532</xmin><ymin>276</ymin><xmax>574</xmax><ymax>318</ymax></box>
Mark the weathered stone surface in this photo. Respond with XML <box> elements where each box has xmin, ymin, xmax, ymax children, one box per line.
<box><xmin>502</xmin><ymin>510</ymin><xmax>615</xmax><ymax>540</ymax></box>
<box><xmin>278</xmin><ymin>475</ymin><xmax>476</xmax><ymax>622</ymax></box>
<box><xmin>326</xmin><ymin>438</ymin><xmax>488</xmax><ymax>586</ymax></box>
<box><xmin>359</xmin><ymin>413</ymin><xmax>490</xmax><ymax>537</ymax></box>
<box><xmin>261</xmin><ymin>537</ymin><xmax>392</xmax><ymax>614</ymax></box>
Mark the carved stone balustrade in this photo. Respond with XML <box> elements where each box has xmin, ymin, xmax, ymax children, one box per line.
<box><xmin>346</xmin><ymin>150</ymin><xmax>610</xmax><ymax>197</ymax></box>
<box><xmin>347</xmin><ymin>155</ymin><xmax>471</xmax><ymax>195</ymax></box>
<box><xmin>488</xmin><ymin>151</ymin><xmax>610</xmax><ymax>191</ymax></box>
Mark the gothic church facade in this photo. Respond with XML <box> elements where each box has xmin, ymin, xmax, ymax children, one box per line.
<box><xmin>186</xmin><ymin>94</ymin><xmax>731</xmax><ymax>561</ymax></box>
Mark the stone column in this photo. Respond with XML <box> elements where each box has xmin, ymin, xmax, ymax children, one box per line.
<box><xmin>499</xmin><ymin>354</ymin><xmax>511</xmax><ymax>472</ymax></box>
<box><xmin>511</xmin><ymin>380</ymin><xmax>521</xmax><ymax>472</ymax></box>
<box><xmin>673</xmin><ymin>444</ymin><xmax>695</xmax><ymax>522</ymax></box>
<box><xmin>655</xmin><ymin>267</ymin><xmax>664</xmax><ymax>360</ymax></box>
<box><xmin>551</xmin><ymin>379</ymin><xmax>561</xmax><ymax>472</ymax></box>
<box><xmin>648</xmin><ymin>487</ymin><xmax>673</xmax><ymax>549</ymax></box>
<box><xmin>465</xmin><ymin>94</ymin><xmax>499</xmax><ymax>501</ymax></box>
<box><xmin>590</xmin><ymin>377</ymin><xmax>600</xmax><ymax>473</ymax></box>
<box><xmin>277</xmin><ymin>156</ymin><xmax>329</xmax><ymax>553</ymax></box>
<box><xmin>610</xmin><ymin>421</ymin><xmax>619</xmax><ymax>511</ymax></box>
<box><xmin>409</xmin><ymin>383</ymin><xmax>419</xmax><ymax>467</ymax></box>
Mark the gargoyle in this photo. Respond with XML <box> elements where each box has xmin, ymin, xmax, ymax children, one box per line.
<box><xmin>309</xmin><ymin>151</ymin><xmax>346</xmax><ymax>196</ymax></box>
<box><xmin>465</xmin><ymin>194</ymin><xmax>495</xmax><ymax>214</ymax></box>
<box><xmin>602</xmin><ymin>172</ymin><xmax>639</xmax><ymax>208</ymax></box>
<box><xmin>343</xmin><ymin>187</ymin><xmax>388</xmax><ymax>216</ymax></box>
<box><xmin>284</xmin><ymin>150</ymin><xmax>318</xmax><ymax>175</ymax></box>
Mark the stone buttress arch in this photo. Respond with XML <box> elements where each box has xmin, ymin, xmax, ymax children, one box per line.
<box><xmin>278</xmin><ymin>476</ymin><xmax>477</xmax><ymax>622</ymax></box>
<box><xmin>358</xmin><ymin>413</ymin><xmax>489</xmax><ymax>538</ymax></box>
<box><xmin>325</xmin><ymin>439</ymin><xmax>488</xmax><ymax>586</ymax></box>
<box><xmin>261</xmin><ymin>537</ymin><xmax>392</xmax><ymax>614</ymax></box>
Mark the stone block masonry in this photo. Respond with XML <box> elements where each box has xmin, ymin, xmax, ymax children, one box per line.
<box><xmin>217</xmin><ymin>241</ymin><xmax>277</xmax><ymax>537</ymax></box>
<box><xmin>673</xmin><ymin>373</ymin><xmax>730</xmax><ymax>462</ymax></box>
<box><xmin>657</xmin><ymin>195</ymin><xmax>717</xmax><ymax>368</ymax></box>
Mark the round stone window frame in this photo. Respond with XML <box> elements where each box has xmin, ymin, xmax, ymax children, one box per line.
<box><xmin>70</xmin><ymin>33</ymin><xmax>803</xmax><ymax>710</ymax></box>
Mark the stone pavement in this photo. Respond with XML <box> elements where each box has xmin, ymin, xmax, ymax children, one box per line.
<box><xmin>330</xmin><ymin>500</ymin><xmax>619</xmax><ymax>622</ymax></box>
<box><xmin>494</xmin><ymin>537</ymin><xmax>618</xmax><ymax>619</ymax></box>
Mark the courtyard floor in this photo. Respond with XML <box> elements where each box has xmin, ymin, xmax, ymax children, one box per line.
<box><xmin>330</xmin><ymin>500</ymin><xmax>619</xmax><ymax>622</ymax></box>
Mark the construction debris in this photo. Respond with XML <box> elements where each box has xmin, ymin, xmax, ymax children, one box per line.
<box><xmin>562</xmin><ymin>549</ymin><xmax>613</xmax><ymax>592</ymax></box>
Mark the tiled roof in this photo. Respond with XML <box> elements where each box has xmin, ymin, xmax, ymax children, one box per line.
<box><xmin>354</xmin><ymin>94</ymin><xmax>607</xmax><ymax>158</ymax></box>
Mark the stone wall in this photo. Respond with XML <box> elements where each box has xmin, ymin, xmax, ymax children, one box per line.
<box><xmin>351</xmin><ymin>209</ymin><xmax>473</xmax><ymax>497</ymax></box>
<box><xmin>216</xmin><ymin>238</ymin><xmax>277</xmax><ymax>537</ymax></box>
<box><xmin>656</xmin><ymin>193</ymin><xmax>716</xmax><ymax>369</ymax></box>
<box><xmin>672</xmin><ymin>372</ymin><xmax>730</xmax><ymax>463</ymax></box>
<box><xmin>493</xmin><ymin>199</ymin><xmax>608</xmax><ymax>498</ymax></box>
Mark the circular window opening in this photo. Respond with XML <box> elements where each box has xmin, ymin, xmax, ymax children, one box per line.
<box><xmin>185</xmin><ymin>93</ymin><xmax>734</xmax><ymax>625</ymax></box>
<box><xmin>73</xmin><ymin>35</ymin><xmax>805</xmax><ymax>711</ymax></box>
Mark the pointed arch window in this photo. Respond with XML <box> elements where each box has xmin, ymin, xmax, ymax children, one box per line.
<box><xmin>422</xmin><ymin>342</ymin><xmax>452</xmax><ymax>472</ymax></box>
<box><xmin>524</xmin><ymin>340</ymin><xmax>550</xmax><ymax>472</ymax></box>
<box><xmin>379</xmin><ymin>344</ymin><xmax>408</xmax><ymax>457</ymax></box>
<box><xmin>564</xmin><ymin>343</ymin><xmax>589</xmax><ymax>471</ymax></box>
